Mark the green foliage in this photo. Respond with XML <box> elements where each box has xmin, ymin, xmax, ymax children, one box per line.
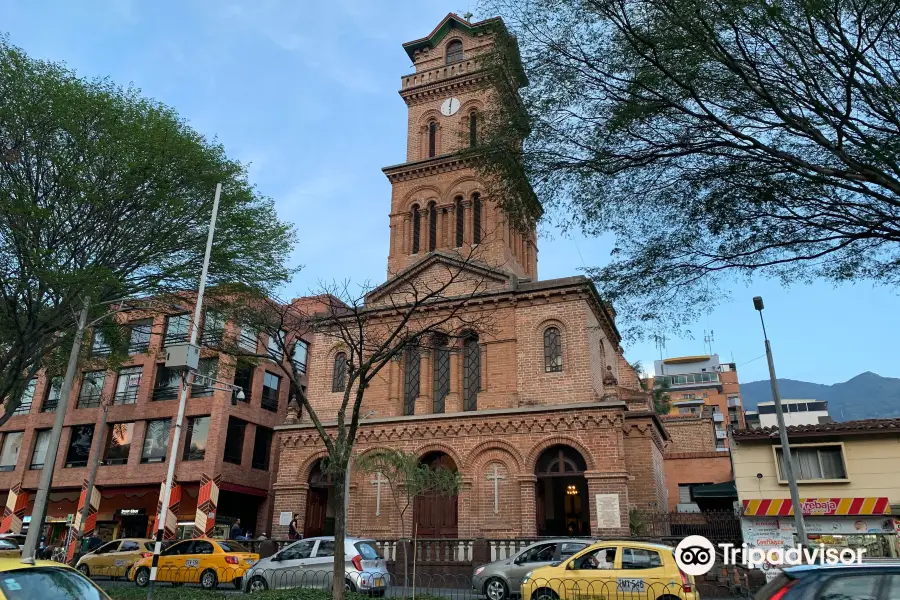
<box><xmin>651</xmin><ymin>380</ymin><xmax>671</xmax><ymax>415</ymax></box>
<box><xmin>0</xmin><ymin>36</ymin><xmax>296</xmax><ymax>422</ymax></box>
<box><xmin>629</xmin><ymin>507</ymin><xmax>650</xmax><ymax>536</ymax></box>
<box><xmin>356</xmin><ymin>448</ymin><xmax>462</xmax><ymax>516</ymax></box>
<box><xmin>478</xmin><ymin>0</ymin><xmax>900</xmax><ymax>339</ymax></box>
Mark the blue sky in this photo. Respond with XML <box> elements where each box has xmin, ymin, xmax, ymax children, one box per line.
<box><xmin>3</xmin><ymin>0</ymin><xmax>898</xmax><ymax>386</ymax></box>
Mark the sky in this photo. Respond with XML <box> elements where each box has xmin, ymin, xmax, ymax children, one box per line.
<box><xmin>3</xmin><ymin>0</ymin><xmax>898</xmax><ymax>386</ymax></box>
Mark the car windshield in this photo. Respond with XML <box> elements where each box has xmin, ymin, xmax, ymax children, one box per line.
<box><xmin>218</xmin><ymin>541</ymin><xmax>249</xmax><ymax>553</ymax></box>
<box><xmin>355</xmin><ymin>542</ymin><xmax>382</xmax><ymax>560</ymax></box>
<box><xmin>0</xmin><ymin>566</ymin><xmax>106</xmax><ymax>600</ymax></box>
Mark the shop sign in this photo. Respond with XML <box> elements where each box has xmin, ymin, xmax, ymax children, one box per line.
<box><xmin>743</xmin><ymin>497</ymin><xmax>890</xmax><ymax>517</ymax></box>
<box><xmin>117</xmin><ymin>508</ymin><xmax>145</xmax><ymax>517</ymax></box>
<box><xmin>744</xmin><ymin>516</ymin><xmax>896</xmax><ymax>535</ymax></box>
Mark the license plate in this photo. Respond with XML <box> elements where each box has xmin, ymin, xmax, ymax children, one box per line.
<box><xmin>185</xmin><ymin>559</ymin><xmax>199</xmax><ymax>568</ymax></box>
<box><xmin>617</xmin><ymin>578</ymin><xmax>645</xmax><ymax>592</ymax></box>
<box><xmin>375</xmin><ymin>578</ymin><xmax>384</xmax><ymax>587</ymax></box>
<box><xmin>245</xmin><ymin>559</ymin><xmax>256</xmax><ymax>565</ymax></box>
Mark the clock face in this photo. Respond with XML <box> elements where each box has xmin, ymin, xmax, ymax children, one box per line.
<box><xmin>440</xmin><ymin>97</ymin><xmax>461</xmax><ymax>116</ymax></box>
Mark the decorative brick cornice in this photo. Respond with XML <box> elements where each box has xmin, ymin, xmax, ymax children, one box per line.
<box><xmin>383</xmin><ymin>154</ymin><xmax>474</xmax><ymax>184</ymax></box>
<box><xmin>665</xmin><ymin>451</ymin><xmax>731</xmax><ymax>460</ymax></box>
<box><xmin>399</xmin><ymin>71</ymin><xmax>488</xmax><ymax>106</ymax></box>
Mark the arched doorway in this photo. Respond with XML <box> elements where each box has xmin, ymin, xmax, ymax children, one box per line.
<box><xmin>413</xmin><ymin>451</ymin><xmax>459</xmax><ymax>538</ymax></box>
<box><xmin>535</xmin><ymin>445</ymin><xmax>589</xmax><ymax>536</ymax></box>
<box><xmin>305</xmin><ymin>459</ymin><xmax>336</xmax><ymax>537</ymax></box>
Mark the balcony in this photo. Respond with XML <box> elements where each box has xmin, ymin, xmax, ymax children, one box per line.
<box><xmin>727</xmin><ymin>396</ymin><xmax>742</xmax><ymax>407</ymax></box>
<box><xmin>152</xmin><ymin>386</ymin><xmax>179</xmax><ymax>401</ymax></box>
<box><xmin>402</xmin><ymin>59</ymin><xmax>478</xmax><ymax>91</ymax></box>
<box><xmin>713</xmin><ymin>413</ymin><xmax>725</xmax><ymax>422</ymax></box>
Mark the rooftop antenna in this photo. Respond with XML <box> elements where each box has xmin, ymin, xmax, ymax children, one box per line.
<box><xmin>704</xmin><ymin>329</ymin><xmax>715</xmax><ymax>355</ymax></box>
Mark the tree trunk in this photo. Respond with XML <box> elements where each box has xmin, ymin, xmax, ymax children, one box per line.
<box><xmin>332</xmin><ymin>467</ymin><xmax>347</xmax><ymax>600</ymax></box>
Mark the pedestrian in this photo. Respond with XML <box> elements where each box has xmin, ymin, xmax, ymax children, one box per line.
<box><xmin>257</xmin><ymin>533</ymin><xmax>267</xmax><ymax>540</ymax></box>
<box><xmin>258</xmin><ymin>535</ymin><xmax>278</xmax><ymax>560</ymax></box>
<box><xmin>229</xmin><ymin>519</ymin><xmax>242</xmax><ymax>540</ymax></box>
<box><xmin>288</xmin><ymin>513</ymin><xmax>300</xmax><ymax>540</ymax></box>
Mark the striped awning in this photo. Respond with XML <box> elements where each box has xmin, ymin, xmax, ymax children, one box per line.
<box><xmin>743</xmin><ymin>497</ymin><xmax>891</xmax><ymax>517</ymax></box>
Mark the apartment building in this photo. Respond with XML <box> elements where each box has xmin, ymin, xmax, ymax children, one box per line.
<box><xmin>746</xmin><ymin>398</ymin><xmax>831</xmax><ymax>429</ymax></box>
<box><xmin>0</xmin><ymin>304</ymin><xmax>308</xmax><ymax>544</ymax></box>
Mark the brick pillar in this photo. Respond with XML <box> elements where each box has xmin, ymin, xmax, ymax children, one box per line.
<box><xmin>456</xmin><ymin>475</ymin><xmax>475</xmax><ymax>538</ymax></box>
<box><xmin>446</xmin><ymin>348</ymin><xmax>462</xmax><ymax>413</ymax></box>
<box><xmin>584</xmin><ymin>471</ymin><xmax>630</xmax><ymax>538</ymax></box>
<box><xmin>518</xmin><ymin>475</ymin><xmax>538</xmax><ymax>537</ymax></box>
<box><xmin>272</xmin><ymin>483</ymin><xmax>308</xmax><ymax>539</ymax></box>
<box><xmin>415</xmin><ymin>350</ymin><xmax>432</xmax><ymax>415</ymax></box>
<box><xmin>389</xmin><ymin>356</ymin><xmax>401</xmax><ymax>412</ymax></box>
<box><xmin>462</xmin><ymin>200</ymin><xmax>472</xmax><ymax>245</ymax></box>
<box><xmin>152</xmin><ymin>479</ymin><xmax>181</xmax><ymax>540</ymax></box>
<box><xmin>67</xmin><ymin>479</ymin><xmax>101</xmax><ymax>562</ymax></box>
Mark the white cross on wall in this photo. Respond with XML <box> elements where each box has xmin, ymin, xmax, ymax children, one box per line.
<box><xmin>371</xmin><ymin>472</ymin><xmax>387</xmax><ymax>516</ymax></box>
<box><xmin>486</xmin><ymin>464</ymin><xmax>506</xmax><ymax>515</ymax></box>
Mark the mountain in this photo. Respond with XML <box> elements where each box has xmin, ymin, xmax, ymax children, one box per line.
<box><xmin>740</xmin><ymin>372</ymin><xmax>900</xmax><ymax>421</ymax></box>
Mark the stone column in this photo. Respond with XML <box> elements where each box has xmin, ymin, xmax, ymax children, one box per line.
<box><xmin>415</xmin><ymin>349</ymin><xmax>432</xmax><ymax>415</ymax></box>
<box><xmin>388</xmin><ymin>356</ymin><xmax>400</xmax><ymax>408</ymax></box>
<box><xmin>518</xmin><ymin>475</ymin><xmax>538</xmax><ymax>537</ymax></box>
<box><xmin>462</xmin><ymin>200</ymin><xmax>472</xmax><ymax>245</ymax></box>
<box><xmin>271</xmin><ymin>482</ymin><xmax>309</xmax><ymax>538</ymax></box>
<box><xmin>584</xmin><ymin>471</ymin><xmax>631</xmax><ymax>538</ymax></box>
<box><xmin>446</xmin><ymin>347</ymin><xmax>462</xmax><ymax>413</ymax></box>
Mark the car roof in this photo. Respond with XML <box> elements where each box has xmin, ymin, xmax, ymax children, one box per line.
<box><xmin>0</xmin><ymin>558</ymin><xmax>76</xmax><ymax>571</ymax></box>
<box><xmin>585</xmin><ymin>540</ymin><xmax>675</xmax><ymax>551</ymax></box>
<box><xmin>786</xmin><ymin>562</ymin><xmax>900</xmax><ymax>574</ymax></box>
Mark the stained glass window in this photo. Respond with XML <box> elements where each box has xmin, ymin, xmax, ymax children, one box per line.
<box><xmin>544</xmin><ymin>327</ymin><xmax>563</xmax><ymax>372</ymax></box>
<box><xmin>463</xmin><ymin>335</ymin><xmax>480</xmax><ymax>411</ymax></box>
<box><xmin>403</xmin><ymin>345</ymin><xmax>420</xmax><ymax>415</ymax></box>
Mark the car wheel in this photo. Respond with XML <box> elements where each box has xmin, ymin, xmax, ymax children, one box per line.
<box><xmin>485</xmin><ymin>578</ymin><xmax>509</xmax><ymax>600</ymax></box>
<box><xmin>134</xmin><ymin>567</ymin><xmax>150</xmax><ymax>588</ymax></box>
<box><xmin>345</xmin><ymin>579</ymin><xmax>357</xmax><ymax>593</ymax></box>
<box><xmin>248</xmin><ymin>576</ymin><xmax>268</xmax><ymax>593</ymax></box>
<box><xmin>77</xmin><ymin>564</ymin><xmax>90</xmax><ymax>578</ymax></box>
<box><xmin>200</xmin><ymin>569</ymin><xmax>218</xmax><ymax>590</ymax></box>
<box><xmin>533</xmin><ymin>588</ymin><xmax>559</xmax><ymax>600</ymax></box>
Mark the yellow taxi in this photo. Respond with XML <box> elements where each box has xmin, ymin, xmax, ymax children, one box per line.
<box><xmin>0</xmin><ymin>539</ymin><xmax>20</xmax><ymax>559</ymax></box>
<box><xmin>130</xmin><ymin>537</ymin><xmax>259</xmax><ymax>590</ymax></box>
<box><xmin>520</xmin><ymin>541</ymin><xmax>698</xmax><ymax>600</ymax></box>
<box><xmin>75</xmin><ymin>537</ymin><xmax>154</xmax><ymax>578</ymax></box>
<box><xmin>0</xmin><ymin>557</ymin><xmax>112</xmax><ymax>599</ymax></box>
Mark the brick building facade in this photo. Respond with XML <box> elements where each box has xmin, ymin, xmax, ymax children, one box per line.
<box><xmin>271</xmin><ymin>14</ymin><xmax>665</xmax><ymax>541</ymax></box>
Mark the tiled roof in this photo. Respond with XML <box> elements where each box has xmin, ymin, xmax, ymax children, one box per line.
<box><xmin>732</xmin><ymin>418</ymin><xmax>900</xmax><ymax>440</ymax></box>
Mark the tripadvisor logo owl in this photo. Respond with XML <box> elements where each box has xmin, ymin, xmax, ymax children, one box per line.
<box><xmin>675</xmin><ymin>536</ymin><xmax>717</xmax><ymax>576</ymax></box>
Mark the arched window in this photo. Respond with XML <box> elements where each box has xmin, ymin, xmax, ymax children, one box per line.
<box><xmin>432</xmin><ymin>335</ymin><xmax>450</xmax><ymax>414</ymax></box>
<box><xmin>428</xmin><ymin>121</ymin><xmax>437</xmax><ymax>158</ymax></box>
<box><xmin>446</xmin><ymin>40</ymin><xmax>464</xmax><ymax>64</ymax></box>
<box><xmin>472</xmin><ymin>193</ymin><xmax>482</xmax><ymax>244</ymax></box>
<box><xmin>469</xmin><ymin>111</ymin><xmax>478</xmax><ymax>147</ymax></box>
<box><xmin>411</xmin><ymin>204</ymin><xmax>421</xmax><ymax>254</ymax></box>
<box><xmin>462</xmin><ymin>334</ymin><xmax>480</xmax><ymax>411</ymax></box>
<box><xmin>332</xmin><ymin>352</ymin><xmax>347</xmax><ymax>392</ymax></box>
<box><xmin>403</xmin><ymin>345</ymin><xmax>420</xmax><ymax>415</ymax></box>
<box><xmin>428</xmin><ymin>201</ymin><xmax>437</xmax><ymax>252</ymax></box>
<box><xmin>455</xmin><ymin>197</ymin><xmax>464</xmax><ymax>247</ymax></box>
<box><xmin>543</xmin><ymin>327</ymin><xmax>563</xmax><ymax>372</ymax></box>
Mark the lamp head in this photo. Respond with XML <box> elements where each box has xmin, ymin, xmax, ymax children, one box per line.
<box><xmin>752</xmin><ymin>296</ymin><xmax>764</xmax><ymax>311</ymax></box>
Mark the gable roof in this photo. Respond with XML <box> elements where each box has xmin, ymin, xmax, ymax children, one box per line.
<box><xmin>402</xmin><ymin>13</ymin><xmax>504</xmax><ymax>61</ymax></box>
<box><xmin>732</xmin><ymin>418</ymin><xmax>900</xmax><ymax>440</ymax></box>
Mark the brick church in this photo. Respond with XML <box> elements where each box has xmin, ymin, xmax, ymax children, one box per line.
<box><xmin>271</xmin><ymin>14</ymin><xmax>668</xmax><ymax>540</ymax></box>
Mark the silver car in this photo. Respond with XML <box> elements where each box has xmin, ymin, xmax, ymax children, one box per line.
<box><xmin>472</xmin><ymin>539</ymin><xmax>593</xmax><ymax>600</ymax></box>
<box><xmin>242</xmin><ymin>536</ymin><xmax>389</xmax><ymax>595</ymax></box>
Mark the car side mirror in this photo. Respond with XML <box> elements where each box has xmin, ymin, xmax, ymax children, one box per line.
<box><xmin>271</xmin><ymin>554</ymin><xmax>282</xmax><ymax>562</ymax></box>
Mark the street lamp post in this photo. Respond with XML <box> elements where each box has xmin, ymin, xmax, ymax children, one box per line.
<box><xmin>753</xmin><ymin>296</ymin><xmax>809</xmax><ymax>546</ymax></box>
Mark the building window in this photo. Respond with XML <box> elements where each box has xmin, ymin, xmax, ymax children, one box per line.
<box><xmin>191</xmin><ymin>359</ymin><xmax>218</xmax><ymax>397</ymax></box>
<box><xmin>411</xmin><ymin>205</ymin><xmax>421</xmax><ymax>254</ymax></box>
<box><xmin>446</xmin><ymin>39</ymin><xmax>463</xmax><ymax>64</ymax></box>
<box><xmin>472</xmin><ymin>193</ymin><xmax>482</xmax><ymax>244</ymax></box>
<box><xmin>543</xmin><ymin>327</ymin><xmax>563</xmax><ymax>372</ymax></box>
<box><xmin>153</xmin><ymin>364</ymin><xmax>181</xmax><ymax>401</ymax></box>
<box><xmin>292</xmin><ymin>339</ymin><xmax>309</xmax><ymax>374</ymax></box>
<box><xmin>677</xmin><ymin>484</ymin><xmax>693</xmax><ymax>504</ymax></box>
<box><xmin>252</xmin><ymin>426</ymin><xmax>273</xmax><ymax>471</ymax></box>
<box><xmin>261</xmin><ymin>372</ymin><xmax>280</xmax><ymax>412</ymax></box>
<box><xmin>238</xmin><ymin>325</ymin><xmax>258</xmax><ymax>352</ymax></box>
<box><xmin>428</xmin><ymin>202</ymin><xmax>437</xmax><ymax>252</ymax></box>
<box><xmin>715</xmin><ymin>438</ymin><xmax>727</xmax><ymax>450</ymax></box>
<box><xmin>201</xmin><ymin>310</ymin><xmax>224</xmax><ymax>346</ymax></box>
<box><xmin>776</xmin><ymin>445</ymin><xmax>847</xmax><ymax>481</ymax></box>
<box><xmin>64</xmin><ymin>424</ymin><xmax>94</xmax><ymax>468</ymax></box>
<box><xmin>77</xmin><ymin>371</ymin><xmax>106</xmax><ymax>409</ymax></box>
<box><xmin>233</xmin><ymin>361</ymin><xmax>253</xmax><ymax>403</ymax></box>
<box><xmin>164</xmin><ymin>314</ymin><xmax>190</xmax><ymax>346</ymax></box>
<box><xmin>455</xmin><ymin>197</ymin><xmax>464</xmax><ymax>247</ymax></box>
<box><xmin>42</xmin><ymin>377</ymin><xmax>63</xmax><ymax>412</ymax></box>
<box><xmin>29</xmin><ymin>430</ymin><xmax>49</xmax><ymax>470</ymax></box>
<box><xmin>114</xmin><ymin>366</ymin><xmax>142</xmax><ymax>405</ymax></box>
<box><xmin>268</xmin><ymin>330</ymin><xmax>286</xmax><ymax>362</ymax></box>
<box><xmin>91</xmin><ymin>329</ymin><xmax>110</xmax><ymax>357</ymax></box>
<box><xmin>0</xmin><ymin>432</ymin><xmax>23</xmax><ymax>472</ymax></box>
<box><xmin>332</xmin><ymin>352</ymin><xmax>348</xmax><ymax>393</ymax></box>
<box><xmin>469</xmin><ymin>111</ymin><xmax>478</xmax><ymax>147</ymax></box>
<box><xmin>103</xmin><ymin>422</ymin><xmax>134</xmax><ymax>465</ymax></box>
<box><xmin>428</xmin><ymin>121</ymin><xmax>437</xmax><ymax>158</ymax></box>
<box><xmin>13</xmin><ymin>379</ymin><xmax>36</xmax><ymax>416</ymax></box>
<box><xmin>128</xmin><ymin>319</ymin><xmax>153</xmax><ymax>354</ymax></box>
<box><xmin>463</xmin><ymin>334</ymin><xmax>480</xmax><ymax>411</ymax></box>
<box><xmin>182</xmin><ymin>416</ymin><xmax>210</xmax><ymax>461</ymax></box>
<box><xmin>223</xmin><ymin>417</ymin><xmax>246</xmax><ymax>465</ymax></box>
<box><xmin>433</xmin><ymin>337</ymin><xmax>450</xmax><ymax>414</ymax></box>
<box><xmin>141</xmin><ymin>419</ymin><xmax>171</xmax><ymax>464</ymax></box>
<box><xmin>403</xmin><ymin>345</ymin><xmax>420</xmax><ymax>416</ymax></box>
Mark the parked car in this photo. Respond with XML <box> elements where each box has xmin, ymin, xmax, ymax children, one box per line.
<box><xmin>242</xmin><ymin>536</ymin><xmax>389</xmax><ymax>595</ymax></box>
<box><xmin>0</xmin><ymin>539</ymin><xmax>20</xmax><ymax>559</ymax></box>
<box><xmin>0</xmin><ymin>535</ymin><xmax>26</xmax><ymax>548</ymax></box>
<box><xmin>130</xmin><ymin>538</ymin><xmax>258</xmax><ymax>590</ymax></box>
<box><xmin>473</xmin><ymin>539</ymin><xmax>593</xmax><ymax>600</ymax></box>
<box><xmin>755</xmin><ymin>563</ymin><xmax>900</xmax><ymax>600</ymax></box>
<box><xmin>0</xmin><ymin>557</ymin><xmax>112</xmax><ymax>599</ymax></box>
<box><xmin>519</xmin><ymin>540</ymin><xmax>698</xmax><ymax>600</ymax></box>
<box><xmin>75</xmin><ymin>538</ymin><xmax>154</xmax><ymax>578</ymax></box>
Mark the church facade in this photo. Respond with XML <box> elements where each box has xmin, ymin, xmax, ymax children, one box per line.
<box><xmin>270</xmin><ymin>14</ymin><xmax>668</xmax><ymax>540</ymax></box>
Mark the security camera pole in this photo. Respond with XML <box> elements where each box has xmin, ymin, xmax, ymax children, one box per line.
<box><xmin>147</xmin><ymin>184</ymin><xmax>222</xmax><ymax>599</ymax></box>
<box><xmin>753</xmin><ymin>296</ymin><xmax>809</xmax><ymax>545</ymax></box>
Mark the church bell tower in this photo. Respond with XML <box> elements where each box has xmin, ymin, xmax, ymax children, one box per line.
<box><xmin>383</xmin><ymin>14</ymin><xmax>537</xmax><ymax>281</ymax></box>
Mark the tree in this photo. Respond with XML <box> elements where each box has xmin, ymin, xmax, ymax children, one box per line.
<box><xmin>210</xmin><ymin>248</ymin><xmax>495</xmax><ymax>600</ymax></box>
<box><xmin>0</xmin><ymin>37</ymin><xmax>295</xmax><ymax>425</ymax></box>
<box><xmin>651</xmin><ymin>380</ymin><xmax>672</xmax><ymax>415</ymax></box>
<box><xmin>356</xmin><ymin>448</ymin><xmax>462</xmax><ymax>596</ymax></box>
<box><xmin>477</xmin><ymin>0</ymin><xmax>900</xmax><ymax>338</ymax></box>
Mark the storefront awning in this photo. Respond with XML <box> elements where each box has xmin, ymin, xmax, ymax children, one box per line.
<box><xmin>743</xmin><ymin>497</ymin><xmax>891</xmax><ymax>517</ymax></box>
<box><xmin>691</xmin><ymin>481</ymin><xmax>737</xmax><ymax>498</ymax></box>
